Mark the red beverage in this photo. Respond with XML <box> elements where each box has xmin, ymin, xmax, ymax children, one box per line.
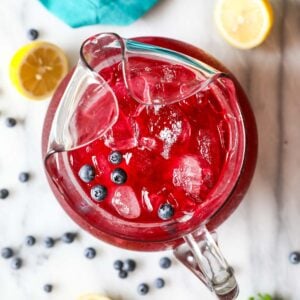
<box><xmin>42</xmin><ymin>37</ymin><xmax>257</xmax><ymax>252</ymax></box>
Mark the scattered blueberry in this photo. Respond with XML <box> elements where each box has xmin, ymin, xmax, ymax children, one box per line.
<box><xmin>158</xmin><ymin>203</ymin><xmax>174</xmax><ymax>220</ymax></box>
<box><xmin>113</xmin><ymin>259</ymin><xmax>124</xmax><ymax>270</ymax></box>
<box><xmin>43</xmin><ymin>284</ymin><xmax>53</xmax><ymax>293</ymax></box>
<box><xmin>11</xmin><ymin>257</ymin><xmax>22</xmax><ymax>270</ymax></box>
<box><xmin>90</xmin><ymin>185</ymin><xmax>108</xmax><ymax>201</ymax></box>
<box><xmin>111</xmin><ymin>168</ymin><xmax>127</xmax><ymax>185</ymax></box>
<box><xmin>61</xmin><ymin>232</ymin><xmax>77</xmax><ymax>244</ymax></box>
<box><xmin>5</xmin><ymin>117</ymin><xmax>17</xmax><ymax>127</ymax></box>
<box><xmin>154</xmin><ymin>278</ymin><xmax>165</xmax><ymax>289</ymax></box>
<box><xmin>137</xmin><ymin>283</ymin><xmax>149</xmax><ymax>295</ymax></box>
<box><xmin>44</xmin><ymin>237</ymin><xmax>55</xmax><ymax>248</ymax></box>
<box><xmin>0</xmin><ymin>188</ymin><xmax>9</xmax><ymax>199</ymax></box>
<box><xmin>109</xmin><ymin>151</ymin><xmax>122</xmax><ymax>165</ymax></box>
<box><xmin>19</xmin><ymin>172</ymin><xmax>30</xmax><ymax>183</ymax></box>
<box><xmin>27</xmin><ymin>28</ymin><xmax>39</xmax><ymax>40</ymax></box>
<box><xmin>159</xmin><ymin>257</ymin><xmax>172</xmax><ymax>269</ymax></box>
<box><xmin>1</xmin><ymin>247</ymin><xmax>14</xmax><ymax>259</ymax></box>
<box><xmin>25</xmin><ymin>235</ymin><xmax>36</xmax><ymax>246</ymax></box>
<box><xmin>118</xmin><ymin>270</ymin><xmax>128</xmax><ymax>279</ymax></box>
<box><xmin>84</xmin><ymin>247</ymin><xmax>96</xmax><ymax>259</ymax></box>
<box><xmin>289</xmin><ymin>251</ymin><xmax>300</xmax><ymax>264</ymax></box>
<box><xmin>123</xmin><ymin>259</ymin><xmax>136</xmax><ymax>272</ymax></box>
<box><xmin>78</xmin><ymin>164</ymin><xmax>95</xmax><ymax>183</ymax></box>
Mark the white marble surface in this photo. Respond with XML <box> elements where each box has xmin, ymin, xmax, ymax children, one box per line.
<box><xmin>0</xmin><ymin>0</ymin><xmax>299</xmax><ymax>299</ymax></box>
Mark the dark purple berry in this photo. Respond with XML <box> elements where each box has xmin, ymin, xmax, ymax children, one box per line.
<box><xmin>19</xmin><ymin>172</ymin><xmax>30</xmax><ymax>182</ymax></box>
<box><xmin>113</xmin><ymin>259</ymin><xmax>123</xmax><ymax>270</ymax></box>
<box><xmin>289</xmin><ymin>251</ymin><xmax>300</xmax><ymax>264</ymax></box>
<box><xmin>44</xmin><ymin>237</ymin><xmax>55</xmax><ymax>248</ymax></box>
<box><xmin>154</xmin><ymin>278</ymin><xmax>165</xmax><ymax>288</ymax></box>
<box><xmin>84</xmin><ymin>247</ymin><xmax>96</xmax><ymax>259</ymax></box>
<box><xmin>118</xmin><ymin>270</ymin><xmax>128</xmax><ymax>279</ymax></box>
<box><xmin>5</xmin><ymin>117</ymin><xmax>17</xmax><ymax>127</ymax></box>
<box><xmin>0</xmin><ymin>188</ymin><xmax>9</xmax><ymax>199</ymax></box>
<box><xmin>158</xmin><ymin>203</ymin><xmax>174</xmax><ymax>220</ymax></box>
<box><xmin>43</xmin><ymin>284</ymin><xmax>53</xmax><ymax>293</ymax></box>
<box><xmin>111</xmin><ymin>168</ymin><xmax>127</xmax><ymax>184</ymax></box>
<box><xmin>25</xmin><ymin>235</ymin><xmax>36</xmax><ymax>246</ymax></box>
<box><xmin>11</xmin><ymin>257</ymin><xmax>22</xmax><ymax>270</ymax></box>
<box><xmin>137</xmin><ymin>283</ymin><xmax>149</xmax><ymax>295</ymax></box>
<box><xmin>27</xmin><ymin>28</ymin><xmax>39</xmax><ymax>40</ymax></box>
<box><xmin>159</xmin><ymin>257</ymin><xmax>172</xmax><ymax>269</ymax></box>
<box><xmin>78</xmin><ymin>164</ymin><xmax>95</xmax><ymax>183</ymax></box>
<box><xmin>109</xmin><ymin>151</ymin><xmax>122</xmax><ymax>165</ymax></box>
<box><xmin>91</xmin><ymin>185</ymin><xmax>107</xmax><ymax>201</ymax></box>
<box><xmin>123</xmin><ymin>259</ymin><xmax>136</xmax><ymax>272</ymax></box>
<box><xmin>61</xmin><ymin>232</ymin><xmax>77</xmax><ymax>243</ymax></box>
<box><xmin>1</xmin><ymin>247</ymin><xmax>14</xmax><ymax>259</ymax></box>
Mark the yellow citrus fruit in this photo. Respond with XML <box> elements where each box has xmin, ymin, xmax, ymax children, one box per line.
<box><xmin>78</xmin><ymin>294</ymin><xmax>111</xmax><ymax>300</ymax></box>
<box><xmin>214</xmin><ymin>0</ymin><xmax>274</xmax><ymax>49</ymax></box>
<box><xmin>9</xmin><ymin>41</ymin><xmax>68</xmax><ymax>100</ymax></box>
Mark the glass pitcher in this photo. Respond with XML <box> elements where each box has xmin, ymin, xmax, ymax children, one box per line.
<box><xmin>42</xmin><ymin>33</ymin><xmax>257</xmax><ymax>299</ymax></box>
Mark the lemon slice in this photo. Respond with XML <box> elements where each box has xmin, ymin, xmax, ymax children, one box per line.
<box><xmin>9</xmin><ymin>41</ymin><xmax>68</xmax><ymax>100</ymax></box>
<box><xmin>78</xmin><ymin>294</ymin><xmax>111</xmax><ymax>300</ymax></box>
<box><xmin>214</xmin><ymin>0</ymin><xmax>274</xmax><ymax>49</ymax></box>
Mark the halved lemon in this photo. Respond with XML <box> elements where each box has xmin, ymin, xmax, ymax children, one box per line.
<box><xmin>9</xmin><ymin>41</ymin><xmax>68</xmax><ymax>100</ymax></box>
<box><xmin>78</xmin><ymin>294</ymin><xmax>111</xmax><ymax>300</ymax></box>
<box><xmin>214</xmin><ymin>0</ymin><xmax>274</xmax><ymax>49</ymax></box>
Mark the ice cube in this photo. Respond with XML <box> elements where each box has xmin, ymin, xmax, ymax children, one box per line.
<box><xmin>197</xmin><ymin>129</ymin><xmax>213</xmax><ymax>164</ymax></box>
<box><xmin>173</xmin><ymin>155</ymin><xmax>202</xmax><ymax>197</ymax></box>
<box><xmin>112</xmin><ymin>186</ymin><xmax>141</xmax><ymax>219</ymax></box>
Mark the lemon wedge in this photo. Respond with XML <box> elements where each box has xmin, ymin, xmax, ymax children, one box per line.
<box><xmin>214</xmin><ymin>0</ymin><xmax>274</xmax><ymax>49</ymax></box>
<box><xmin>9</xmin><ymin>41</ymin><xmax>68</xmax><ymax>100</ymax></box>
<box><xmin>78</xmin><ymin>294</ymin><xmax>112</xmax><ymax>300</ymax></box>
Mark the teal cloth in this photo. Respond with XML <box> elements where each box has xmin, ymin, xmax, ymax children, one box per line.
<box><xmin>39</xmin><ymin>0</ymin><xmax>159</xmax><ymax>27</ymax></box>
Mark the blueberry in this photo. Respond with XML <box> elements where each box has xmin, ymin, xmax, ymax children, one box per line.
<box><xmin>158</xmin><ymin>203</ymin><xmax>174</xmax><ymax>220</ymax></box>
<box><xmin>25</xmin><ymin>235</ymin><xmax>36</xmax><ymax>246</ymax></box>
<box><xmin>159</xmin><ymin>257</ymin><xmax>172</xmax><ymax>269</ymax></box>
<box><xmin>27</xmin><ymin>28</ymin><xmax>39</xmax><ymax>40</ymax></box>
<box><xmin>289</xmin><ymin>251</ymin><xmax>300</xmax><ymax>264</ymax></box>
<box><xmin>44</xmin><ymin>237</ymin><xmax>55</xmax><ymax>248</ymax></box>
<box><xmin>123</xmin><ymin>259</ymin><xmax>136</xmax><ymax>272</ymax></box>
<box><xmin>109</xmin><ymin>151</ymin><xmax>122</xmax><ymax>165</ymax></box>
<box><xmin>154</xmin><ymin>278</ymin><xmax>165</xmax><ymax>288</ymax></box>
<box><xmin>1</xmin><ymin>247</ymin><xmax>14</xmax><ymax>259</ymax></box>
<box><xmin>5</xmin><ymin>117</ymin><xmax>17</xmax><ymax>127</ymax></box>
<box><xmin>118</xmin><ymin>270</ymin><xmax>128</xmax><ymax>279</ymax></box>
<box><xmin>43</xmin><ymin>284</ymin><xmax>53</xmax><ymax>293</ymax></box>
<box><xmin>11</xmin><ymin>257</ymin><xmax>22</xmax><ymax>270</ymax></box>
<box><xmin>84</xmin><ymin>247</ymin><xmax>96</xmax><ymax>259</ymax></box>
<box><xmin>61</xmin><ymin>232</ymin><xmax>77</xmax><ymax>244</ymax></box>
<box><xmin>137</xmin><ymin>283</ymin><xmax>149</xmax><ymax>295</ymax></box>
<box><xmin>113</xmin><ymin>259</ymin><xmax>124</xmax><ymax>270</ymax></box>
<box><xmin>0</xmin><ymin>188</ymin><xmax>9</xmax><ymax>199</ymax></box>
<box><xmin>78</xmin><ymin>164</ymin><xmax>95</xmax><ymax>183</ymax></box>
<box><xmin>90</xmin><ymin>185</ymin><xmax>107</xmax><ymax>201</ymax></box>
<box><xmin>19</xmin><ymin>172</ymin><xmax>30</xmax><ymax>183</ymax></box>
<box><xmin>111</xmin><ymin>168</ymin><xmax>127</xmax><ymax>185</ymax></box>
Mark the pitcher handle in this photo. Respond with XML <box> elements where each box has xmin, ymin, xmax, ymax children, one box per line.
<box><xmin>174</xmin><ymin>226</ymin><xmax>238</xmax><ymax>299</ymax></box>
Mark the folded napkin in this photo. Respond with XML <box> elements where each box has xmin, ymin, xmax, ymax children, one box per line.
<box><xmin>39</xmin><ymin>0</ymin><xmax>159</xmax><ymax>27</ymax></box>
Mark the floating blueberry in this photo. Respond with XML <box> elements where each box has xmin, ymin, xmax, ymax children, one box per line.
<box><xmin>0</xmin><ymin>188</ymin><xmax>9</xmax><ymax>199</ymax></box>
<box><xmin>289</xmin><ymin>251</ymin><xmax>300</xmax><ymax>264</ymax></box>
<box><xmin>109</xmin><ymin>151</ymin><xmax>122</xmax><ymax>165</ymax></box>
<box><xmin>5</xmin><ymin>117</ymin><xmax>17</xmax><ymax>127</ymax></box>
<box><xmin>25</xmin><ymin>235</ymin><xmax>36</xmax><ymax>246</ymax></box>
<box><xmin>61</xmin><ymin>232</ymin><xmax>77</xmax><ymax>244</ymax></box>
<box><xmin>118</xmin><ymin>270</ymin><xmax>128</xmax><ymax>279</ymax></box>
<box><xmin>123</xmin><ymin>259</ymin><xmax>136</xmax><ymax>272</ymax></box>
<box><xmin>91</xmin><ymin>185</ymin><xmax>108</xmax><ymax>201</ymax></box>
<box><xmin>137</xmin><ymin>283</ymin><xmax>149</xmax><ymax>295</ymax></box>
<box><xmin>111</xmin><ymin>168</ymin><xmax>127</xmax><ymax>185</ymax></box>
<box><xmin>11</xmin><ymin>257</ymin><xmax>22</xmax><ymax>270</ymax></box>
<box><xmin>78</xmin><ymin>164</ymin><xmax>95</xmax><ymax>183</ymax></box>
<box><xmin>19</xmin><ymin>172</ymin><xmax>30</xmax><ymax>183</ymax></box>
<box><xmin>43</xmin><ymin>284</ymin><xmax>53</xmax><ymax>293</ymax></box>
<box><xmin>158</xmin><ymin>203</ymin><xmax>174</xmax><ymax>220</ymax></box>
<box><xmin>113</xmin><ymin>259</ymin><xmax>124</xmax><ymax>270</ymax></box>
<box><xmin>27</xmin><ymin>28</ymin><xmax>39</xmax><ymax>40</ymax></box>
<box><xmin>1</xmin><ymin>247</ymin><xmax>14</xmax><ymax>259</ymax></box>
<box><xmin>159</xmin><ymin>257</ymin><xmax>172</xmax><ymax>269</ymax></box>
<box><xmin>84</xmin><ymin>247</ymin><xmax>96</xmax><ymax>259</ymax></box>
<box><xmin>44</xmin><ymin>237</ymin><xmax>55</xmax><ymax>248</ymax></box>
<box><xmin>154</xmin><ymin>278</ymin><xmax>165</xmax><ymax>289</ymax></box>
